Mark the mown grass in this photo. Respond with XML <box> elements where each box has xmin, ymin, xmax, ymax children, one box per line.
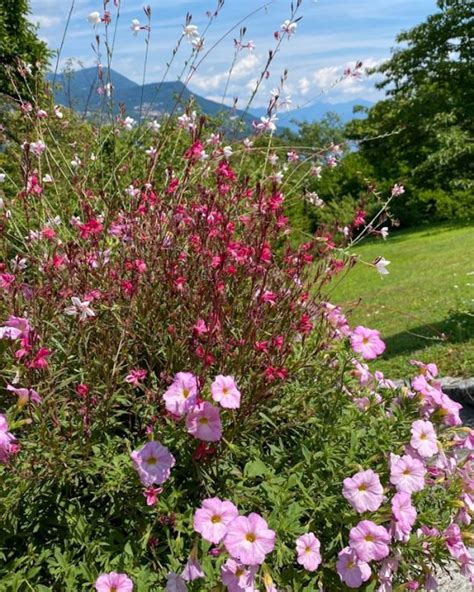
<box><xmin>327</xmin><ymin>224</ymin><xmax>474</xmax><ymax>378</ymax></box>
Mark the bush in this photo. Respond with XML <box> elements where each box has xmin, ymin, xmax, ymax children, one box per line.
<box><xmin>0</xmin><ymin>33</ymin><xmax>473</xmax><ymax>592</ymax></box>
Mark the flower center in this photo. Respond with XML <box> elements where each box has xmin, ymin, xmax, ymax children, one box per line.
<box><xmin>199</xmin><ymin>417</ymin><xmax>209</xmax><ymax>425</ymax></box>
<box><xmin>246</xmin><ymin>533</ymin><xmax>256</xmax><ymax>543</ymax></box>
<box><xmin>305</xmin><ymin>546</ymin><xmax>312</xmax><ymax>554</ymax></box>
<box><xmin>147</xmin><ymin>456</ymin><xmax>157</xmax><ymax>465</ymax></box>
<box><xmin>362</xmin><ymin>338</ymin><xmax>369</xmax><ymax>345</ymax></box>
<box><xmin>222</xmin><ymin>387</ymin><xmax>229</xmax><ymax>396</ymax></box>
<box><xmin>211</xmin><ymin>514</ymin><xmax>221</xmax><ymax>524</ymax></box>
<box><xmin>358</xmin><ymin>483</ymin><xmax>368</xmax><ymax>492</ymax></box>
<box><xmin>420</xmin><ymin>432</ymin><xmax>427</xmax><ymax>440</ymax></box>
<box><xmin>182</xmin><ymin>388</ymin><xmax>190</xmax><ymax>399</ymax></box>
<box><xmin>347</xmin><ymin>560</ymin><xmax>355</xmax><ymax>569</ymax></box>
<box><xmin>403</xmin><ymin>469</ymin><xmax>412</xmax><ymax>476</ymax></box>
<box><xmin>364</xmin><ymin>535</ymin><xmax>375</xmax><ymax>542</ymax></box>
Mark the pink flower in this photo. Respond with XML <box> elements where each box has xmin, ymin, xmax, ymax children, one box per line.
<box><xmin>143</xmin><ymin>486</ymin><xmax>163</xmax><ymax>506</ymax></box>
<box><xmin>351</xmin><ymin>326</ymin><xmax>386</xmax><ymax>360</ymax></box>
<box><xmin>186</xmin><ymin>402</ymin><xmax>222</xmax><ymax>442</ymax></box>
<box><xmin>6</xmin><ymin>384</ymin><xmax>42</xmax><ymax>405</ymax></box>
<box><xmin>349</xmin><ymin>520</ymin><xmax>391</xmax><ymax>562</ymax></box>
<box><xmin>0</xmin><ymin>414</ymin><xmax>16</xmax><ymax>463</ymax></box>
<box><xmin>131</xmin><ymin>440</ymin><xmax>175</xmax><ymax>486</ymax></box>
<box><xmin>163</xmin><ymin>372</ymin><xmax>198</xmax><ymax>417</ymax></box>
<box><xmin>295</xmin><ymin>532</ymin><xmax>322</xmax><ymax>572</ymax></box>
<box><xmin>0</xmin><ymin>316</ymin><xmax>31</xmax><ymax>340</ymax></box>
<box><xmin>410</xmin><ymin>420</ymin><xmax>438</xmax><ymax>458</ymax></box>
<box><xmin>211</xmin><ymin>375</ymin><xmax>241</xmax><ymax>409</ymax></box>
<box><xmin>389</xmin><ymin>453</ymin><xmax>426</xmax><ymax>493</ymax></box>
<box><xmin>125</xmin><ymin>368</ymin><xmax>147</xmax><ymax>386</ymax></box>
<box><xmin>343</xmin><ymin>469</ymin><xmax>384</xmax><ymax>513</ymax></box>
<box><xmin>193</xmin><ymin>497</ymin><xmax>239</xmax><ymax>544</ymax></box>
<box><xmin>95</xmin><ymin>572</ymin><xmax>133</xmax><ymax>592</ymax></box>
<box><xmin>181</xmin><ymin>556</ymin><xmax>204</xmax><ymax>582</ymax></box>
<box><xmin>336</xmin><ymin>546</ymin><xmax>371</xmax><ymax>588</ymax></box>
<box><xmin>390</xmin><ymin>492</ymin><xmax>417</xmax><ymax>542</ymax></box>
<box><xmin>166</xmin><ymin>573</ymin><xmax>188</xmax><ymax>592</ymax></box>
<box><xmin>224</xmin><ymin>513</ymin><xmax>276</xmax><ymax>566</ymax></box>
<box><xmin>221</xmin><ymin>558</ymin><xmax>257</xmax><ymax>591</ymax></box>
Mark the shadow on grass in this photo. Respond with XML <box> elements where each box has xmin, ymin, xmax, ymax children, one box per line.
<box><xmin>382</xmin><ymin>310</ymin><xmax>474</xmax><ymax>358</ymax></box>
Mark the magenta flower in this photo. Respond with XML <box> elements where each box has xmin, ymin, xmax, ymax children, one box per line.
<box><xmin>125</xmin><ymin>368</ymin><xmax>147</xmax><ymax>386</ymax></box>
<box><xmin>95</xmin><ymin>572</ymin><xmax>133</xmax><ymax>592</ymax></box>
<box><xmin>6</xmin><ymin>384</ymin><xmax>42</xmax><ymax>405</ymax></box>
<box><xmin>295</xmin><ymin>532</ymin><xmax>322</xmax><ymax>572</ymax></box>
<box><xmin>410</xmin><ymin>420</ymin><xmax>439</xmax><ymax>458</ymax></box>
<box><xmin>131</xmin><ymin>440</ymin><xmax>175</xmax><ymax>486</ymax></box>
<box><xmin>143</xmin><ymin>486</ymin><xmax>162</xmax><ymax>506</ymax></box>
<box><xmin>186</xmin><ymin>402</ymin><xmax>222</xmax><ymax>442</ymax></box>
<box><xmin>349</xmin><ymin>520</ymin><xmax>391</xmax><ymax>562</ymax></box>
<box><xmin>0</xmin><ymin>414</ymin><xmax>16</xmax><ymax>463</ymax></box>
<box><xmin>0</xmin><ymin>315</ymin><xmax>31</xmax><ymax>340</ymax></box>
<box><xmin>181</xmin><ymin>556</ymin><xmax>204</xmax><ymax>582</ymax></box>
<box><xmin>343</xmin><ymin>469</ymin><xmax>384</xmax><ymax>513</ymax></box>
<box><xmin>389</xmin><ymin>453</ymin><xmax>426</xmax><ymax>493</ymax></box>
<box><xmin>390</xmin><ymin>492</ymin><xmax>417</xmax><ymax>542</ymax></box>
<box><xmin>163</xmin><ymin>372</ymin><xmax>198</xmax><ymax>417</ymax></box>
<box><xmin>211</xmin><ymin>375</ymin><xmax>241</xmax><ymax>409</ymax></box>
<box><xmin>351</xmin><ymin>326</ymin><xmax>386</xmax><ymax>360</ymax></box>
<box><xmin>336</xmin><ymin>546</ymin><xmax>371</xmax><ymax>588</ymax></box>
<box><xmin>220</xmin><ymin>558</ymin><xmax>257</xmax><ymax>592</ymax></box>
<box><xmin>224</xmin><ymin>513</ymin><xmax>276</xmax><ymax>566</ymax></box>
<box><xmin>193</xmin><ymin>497</ymin><xmax>239</xmax><ymax>544</ymax></box>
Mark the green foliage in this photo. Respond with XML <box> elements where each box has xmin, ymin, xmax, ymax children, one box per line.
<box><xmin>0</xmin><ymin>0</ymin><xmax>51</xmax><ymax>99</ymax></box>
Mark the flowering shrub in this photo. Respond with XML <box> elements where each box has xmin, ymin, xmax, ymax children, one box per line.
<box><xmin>0</xmin><ymin>10</ymin><xmax>473</xmax><ymax>590</ymax></box>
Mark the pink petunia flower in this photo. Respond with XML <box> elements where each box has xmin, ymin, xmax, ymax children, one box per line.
<box><xmin>193</xmin><ymin>497</ymin><xmax>239</xmax><ymax>544</ymax></box>
<box><xmin>95</xmin><ymin>572</ymin><xmax>133</xmax><ymax>592</ymax></box>
<box><xmin>181</xmin><ymin>556</ymin><xmax>204</xmax><ymax>582</ymax></box>
<box><xmin>351</xmin><ymin>326</ymin><xmax>386</xmax><ymax>360</ymax></box>
<box><xmin>0</xmin><ymin>316</ymin><xmax>31</xmax><ymax>340</ymax></box>
<box><xmin>186</xmin><ymin>402</ymin><xmax>222</xmax><ymax>442</ymax></box>
<box><xmin>165</xmin><ymin>572</ymin><xmax>188</xmax><ymax>591</ymax></box>
<box><xmin>220</xmin><ymin>558</ymin><xmax>257</xmax><ymax>592</ymax></box>
<box><xmin>6</xmin><ymin>384</ymin><xmax>42</xmax><ymax>405</ymax></box>
<box><xmin>410</xmin><ymin>420</ymin><xmax>439</xmax><ymax>458</ymax></box>
<box><xmin>389</xmin><ymin>453</ymin><xmax>426</xmax><ymax>493</ymax></box>
<box><xmin>163</xmin><ymin>372</ymin><xmax>198</xmax><ymax>417</ymax></box>
<box><xmin>343</xmin><ymin>469</ymin><xmax>384</xmax><ymax>513</ymax></box>
<box><xmin>131</xmin><ymin>440</ymin><xmax>175</xmax><ymax>486</ymax></box>
<box><xmin>349</xmin><ymin>520</ymin><xmax>391</xmax><ymax>562</ymax></box>
<box><xmin>224</xmin><ymin>513</ymin><xmax>276</xmax><ymax>566</ymax></box>
<box><xmin>390</xmin><ymin>492</ymin><xmax>417</xmax><ymax>542</ymax></box>
<box><xmin>211</xmin><ymin>375</ymin><xmax>241</xmax><ymax>409</ymax></box>
<box><xmin>295</xmin><ymin>532</ymin><xmax>322</xmax><ymax>572</ymax></box>
<box><xmin>336</xmin><ymin>546</ymin><xmax>371</xmax><ymax>588</ymax></box>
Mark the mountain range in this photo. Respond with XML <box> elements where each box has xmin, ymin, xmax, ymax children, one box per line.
<box><xmin>48</xmin><ymin>68</ymin><xmax>372</xmax><ymax>129</ymax></box>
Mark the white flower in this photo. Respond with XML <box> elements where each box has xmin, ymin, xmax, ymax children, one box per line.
<box><xmin>0</xmin><ymin>173</ymin><xmax>5</xmax><ymax>183</ymax></box>
<box><xmin>223</xmin><ymin>146</ymin><xmax>233</xmax><ymax>158</ymax></box>
<box><xmin>123</xmin><ymin>116</ymin><xmax>136</xmax><ymax>131</ymax></box>
<box><xmin>207</xmin><ymin>133</ymin><xmax>220</xmax><ymax>146</ymax></box>
<box><xmin>36</xmin><ymin>109</ymin><xmax>48</xmax><ymax>119</ymax></box>
<box><xmin>375</xmin><ymin>257</ymin><xmax>391</xmax><ymax>276</ymax></box>
<box><xmin>183</xmin><ymin>24</ymin><xmax>199</xmax><ymax>40</ymax></box>
<box><xmin>42</xmin><ymin>174</ymin><xmax>53</xmax><ymax>184</ymax></box>
<box><xmin>243</xmin><ymin>138</ymin><xmax>253</xmax><ymax>150</ymax></box>
<box><xmin>131</xmin><ymin>18</ymin><xmax>141</xmax><ymax>35</ymax></box>
<box><xmin>54</xmin><ymin>105</ymin><xmax>63</xmax><ymax>119</ymax></box>
<box><xmin>29</xmin><ymin>141</ymin><xmax>46</xmax><ymax>157</ymax></box>
<box><xmin>281</xmin><ymin>19</ymin><xmax>297</xmax><ymax>37</ymax></box>
<box><xmin>310</xmin><ymin>165</ymin><xmax>322</xmax><ymax>178</ymax></box>
<box><xmin>268</xmin><ymin>153</ymin><xmax>279</xmax><ymax>166</ymax></box>
<box><xmin>11</xmin><ymin>256</ymin><xmax>27</xmax><ymax>272</ymax></box>
<box><xmin>147</xmin><ymin>119</ymin><xmax>161</xmax><ymax>132</ymax></box>
<box><xmin>391</xmin><ymin>183</ymin><xmax>405</xmax><ymax>197</ymax></box>
<box><xmin>255</xmin><ymin>115</ymin><xmax>278</xmax><ymax>133</ymax></box>
<box><xmin>71</xmin><ymin>155</ymin><xmax>81</xmax><ymax>168</ymax></box>
<box><xmin>271</xmin><ymin>171</ymin><xmax>284</xmax><ymax>184</ymax></box>
<box><xmin>87</xmin><ymin>11</ymin><xmax>101</xmax><ymax>25</ymax></box>
<box><xmin>191</xmin><ymin>37</ymin><xmax>204</xmax><ymax>51</ymax></box>
<box><xmin>306</xmin><ymin>192</ymin><xmax>324</xmax><ymax>208</ymax></box>
<box><xmin>380</xmin><ymin>227</ymin><xmax>389</xmax><ymax>240</ymax></box>
<box><xmin>64</xmin><ymin>297</ymin><xmax>95</xmax><ymax>321</ymax></box>
<box><xmin>47</xmin><ymin>216</ymin><xmax>62</xmax><ymax>227</ymax></box>
<box><xmin>145</xmin><ymin>146</ymin><xmax>157</xmax><ymax>157</ymax></box>
<box><xmin>126</xmin><ymin>185</ymin><xmax>140</xmax><ymax>197</ymax></box>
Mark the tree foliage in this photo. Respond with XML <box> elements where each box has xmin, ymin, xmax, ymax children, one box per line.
<box><xmin>0</xmin><ymin>0</ymin><xmax>50</xmax><ymax>98</ymax></box>
<box><xmin>347</xmin><ymin>0</ymin><xmax>474</xmax><ymax>224</ymax></box>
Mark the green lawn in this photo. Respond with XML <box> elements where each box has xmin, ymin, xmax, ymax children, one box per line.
<box><xmin>327</xmin><ymin>224</ymin><xmax>474</xmax><ymax>378</ymax></box>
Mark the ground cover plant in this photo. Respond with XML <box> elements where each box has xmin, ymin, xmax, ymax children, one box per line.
<box><xmin>329</xmin><ymin>224</ymin><xmax>474</xmax><ymax>378</ymax></box>
<box><xmin>0</xmin><ymin>1</ymin><xmax>473</xmax><ymax>590</ymax></box>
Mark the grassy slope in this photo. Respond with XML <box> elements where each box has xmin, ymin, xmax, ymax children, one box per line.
<box><xmin>327</xmin><ymin>224</ymin><xmax>474</xmax><ymax>378</ymax></box>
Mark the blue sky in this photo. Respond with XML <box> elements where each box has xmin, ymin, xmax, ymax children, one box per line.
<box><xmin>29</xmin><ymin>0</ymin><xmax>439</xmax><ymax>108</ymax></box>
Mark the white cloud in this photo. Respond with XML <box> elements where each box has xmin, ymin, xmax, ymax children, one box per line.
<box><xmin>28</xmin><ymin>14</ymin><xmax>61</xmax><ymax>29</ymax></box>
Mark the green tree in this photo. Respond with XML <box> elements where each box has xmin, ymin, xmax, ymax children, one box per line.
<box><xmin>347</xmin><ymin>0</ymin><xmax>474</xmax><ymax>224</ymax></box>
<box><xmin>0</xmin><ymin>0</ymin><xmax>50</xmax><ymax>98</ymax></box>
